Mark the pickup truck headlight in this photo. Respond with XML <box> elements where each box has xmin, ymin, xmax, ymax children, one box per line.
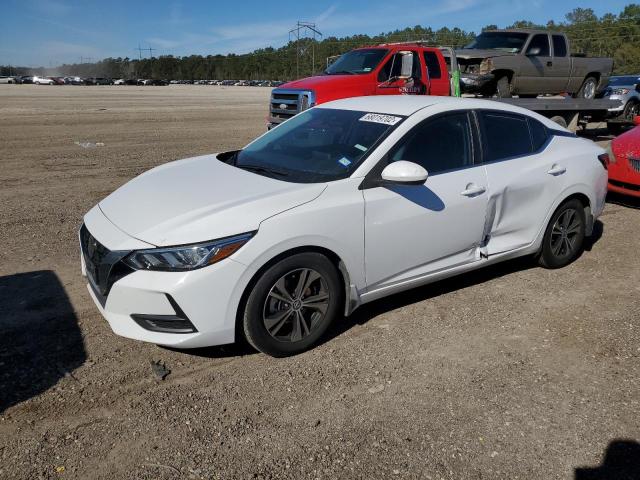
<box><xmin>123</xmin><ymin>232</ymin><xmax>254</xmax><ymax>271</ymax></box>
<box><xmin>479</xmin><ymin>58</ymin><xmax>494</xmax><ymax>75</ymax></box>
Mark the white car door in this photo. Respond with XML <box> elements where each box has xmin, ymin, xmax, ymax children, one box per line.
<box><xmin>477</xmin><ymin>110</ymin><xmax>568</xmax><ymax>255</ymax></box>
<box><xmin>362</xmin><ymin>111</ymin><xmax>489</xmax><ymax>291</ymax></box>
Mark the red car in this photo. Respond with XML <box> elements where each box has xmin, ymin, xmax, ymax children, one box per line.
<box><xmin>608</xmin><ymin>116</ymin><xmax>640</xmax><ymax>197</ymax></box>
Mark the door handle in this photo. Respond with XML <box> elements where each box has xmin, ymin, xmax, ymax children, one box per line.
<box><xmin>460</xmin><ymin>184</ymin><xmax>486</xmax><ymax>197</ymax></box>
<box><xmin>547</xmin><ymin>164</ymin><xmax>566</xmax><ymax>176</ymax></box>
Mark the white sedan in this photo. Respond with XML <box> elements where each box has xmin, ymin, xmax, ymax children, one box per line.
<box><xmin>80</xmin><ymin>96</ymin><xmax>608</xmax><ymax>356</ymax></box>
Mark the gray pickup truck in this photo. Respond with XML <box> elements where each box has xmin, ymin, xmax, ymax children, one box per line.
<box><xmin>455</xmin><ymin>29</ymin><xmax>613</xmax><ymax>99</ymax></box>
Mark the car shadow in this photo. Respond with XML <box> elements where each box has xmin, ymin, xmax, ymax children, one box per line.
<box><xmin>584</xmin><ymin>219</ymin><xmax>604</xmax><ymax>251</ymax></box>
<box><xmin>0</xmin><ymin>271</ymin><xmax>86</xmax><ymax>413</ymax></box>
<box><xmin>322</xmin><ymin>255</ymin><xmax>538</xmax><ymax>344</ymax></box>
<box><xmin>575</xmin><ymin>439</ymin><xmax>640</xmax><ymax>480</ymax></box>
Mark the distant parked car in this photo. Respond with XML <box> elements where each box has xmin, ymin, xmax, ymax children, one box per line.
<box><xmin>604</xmin><ymin>75</ymin><xmax>640</xmax><ymax>131</ymax></box>
<box><xmin>64</xmin><ymin>76</ymin><xmax>84</xmax><ymax>85</ymax></box>
<box><xmin>113</xmin><ymin>79</ymin><xmax>125</xmax><ymax>85</ymax></box>
<box><xmin>91</xmin><ymin>77</ymin><xmax>113</xmax><ymax>85</ymax></box>
<box><xmin>20</xmin><ymin>76</ymin><xmax>34</xmax><ymax>84</ymax></box>
<box><xmin>607</xmin><ymin>115</ymin><xmax>640</xmax><ymax>197</ymax></box>
<box><xmin>48</xmin><ymin>76</ymin><xmax>65</xmax><ymax>85</ymax></box>
<box><xmin>33</xmin><ymin>76</ymin><xmax>54</xmax><ymax>85</ymax></box>
<box><xmin>0</xmin><ymin>76</ymin><xmax>18</xmax><ymax>84</ymax></box>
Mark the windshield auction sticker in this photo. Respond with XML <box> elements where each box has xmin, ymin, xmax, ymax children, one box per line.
<box><xmin>359</xmin><ymin>113</ymin><xmax>402</xmax><ymax>125</ymax></box>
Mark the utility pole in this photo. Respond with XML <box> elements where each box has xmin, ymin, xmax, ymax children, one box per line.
<box><xmin>136</xmin><ymin>44</ymin><xmax>144</xmax><ymax>60</ymax></box>
<box><xmin>147</xmin><ymin>46</ymin><xmax>156</xmax><ymax>58</ymax></box>
<box><xmin>288</xmin><ymin>21</ymin><xmax>322</xmax><ymax>78</ymax></box>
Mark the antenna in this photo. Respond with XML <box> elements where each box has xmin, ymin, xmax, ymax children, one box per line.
<box><xmin>288</xmin><ymin>21</ymin><xmax>322</xmax><ymax>78</ymax></box>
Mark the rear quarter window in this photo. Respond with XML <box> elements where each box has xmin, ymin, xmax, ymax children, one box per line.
<box><xmin>528</xmin><ymin>118</ymin><xmax>550</xmax><ymax>151</ymax></box>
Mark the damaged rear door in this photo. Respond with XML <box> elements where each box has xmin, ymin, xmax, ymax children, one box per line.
<box><xmin>477</xmin><ymin>110</ymin><xmax>567</xmax><ymax>255</ymax></box>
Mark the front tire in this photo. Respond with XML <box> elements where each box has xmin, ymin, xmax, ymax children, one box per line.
<box><xmin>538</xmin><ymin>199</ymin><xmax>586</xmax><ymax>269</ymax></box>
<box><xmin>495</xmin><ymin>76</ymin><xmax>512</xmax><ymax>98</ymax></box>
<box><xmin>243</xmin><ymin>253</ymin><xmax>342</xmax><ymax>357</ymax></box>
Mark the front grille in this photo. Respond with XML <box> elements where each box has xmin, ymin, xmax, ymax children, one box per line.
<box><xmin>269</xmin><ymin>89</ymin><xmax>315</xmax><ymax>125</ymax></box>
<box><xmin>79</xmin><ymin>224</ymin><xmax>133</xmax><ymax>306</ymax></box>
<box><xmin>628</xmin><ymin>157</ymin><xmax>640</xmax><ymax>173</ymax></box>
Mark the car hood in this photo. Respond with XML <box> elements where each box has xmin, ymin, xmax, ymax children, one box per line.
<box><xmin>454</xmin><ymin>49</ymin><xmax>517</xmax><ymax>60</ymax></box>
<box><xmin>98</xmin><ymin>154</ymin><xmax>326</xmax><ymax>247</ymax></box>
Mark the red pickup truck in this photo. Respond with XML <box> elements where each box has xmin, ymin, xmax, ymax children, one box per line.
<box><xmin>268</xmin><ymin>43</ymin><xmax>452</xmax><ymax>128</ymax></box>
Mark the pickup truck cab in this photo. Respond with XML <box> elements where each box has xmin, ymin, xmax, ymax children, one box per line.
<box><xmin>455</xmin><ymin>29</ymin><xmax>613</xmax><ymax>99</ymax></box>
<box><xmin>268</xmin><ymin>44</ymin><xmax>450</xmax><ymax>128</ymax></box>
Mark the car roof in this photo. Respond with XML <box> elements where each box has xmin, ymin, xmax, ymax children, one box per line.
<box><xmin>317</xmin><ymin>95</ymin><xmax>558</xmax><ymax>124</ymax></box>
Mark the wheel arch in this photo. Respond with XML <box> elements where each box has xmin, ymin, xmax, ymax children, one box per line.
<box><xmin>233</xmin><ymin>245</ymin><xmax>358</xmax><ymax>344</ymax></box>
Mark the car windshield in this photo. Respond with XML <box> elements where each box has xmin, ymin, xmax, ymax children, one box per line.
<box><xmin>609</xmin><ymin>76</ymin><xmax>640</xmax><ymax>86</ymax></box>
<box><xmin>325</xmin><ymin>48</ymin><xmax>389</xmax><ymax>75</ymax></box>
<box><xmin>465</xmin><ymin>32</ymin><xmax>529</xmax><ymax>53</ymax></box>
<box><xmin>234</xmin><ymin>108</ymin><xmax>403</xmax><ymax>183</ymax></box>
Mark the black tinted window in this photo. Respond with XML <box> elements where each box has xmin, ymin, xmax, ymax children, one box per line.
<box><xmin>528</xmin><ymin>118</ymin><xmax>549</xmax><ymax>151</ymax></box>
<box><xmin>526</xmin><ymin>34</ymin><xmax>550</xmax><ymax>56</ymax></box>
<box><xmin>552</xmin><ymin>35</ymin><xmax>567</xmax><ymax>57</ymax></box>
<box><xmin>423</xmin><ymin>51</ymin><xmax>442</xmax><ymax>79</ymax></box>
<box><xmin>481</xmin><ymin>112</ymin><xmax>532</xmax><ymax>161</ymax></box>
<box><xmin>390</xmin><ymin>112</ymin><xmax>472</xmax><ymax>174</ymax></box>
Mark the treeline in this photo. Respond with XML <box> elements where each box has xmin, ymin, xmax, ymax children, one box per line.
<box><xmin>2</xmin><ymin>4</ymin><xmax>639</xmax><ymax>80</ymax></box>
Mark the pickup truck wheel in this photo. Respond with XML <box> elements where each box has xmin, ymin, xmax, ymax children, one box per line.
<box><xmin>495</xmin><ymin>76</ymin><xmax>512</xmax><ymax>98</ymax></box>
<box><xmin>576</xmin><ymin>76</ymin><xmax>597</xmax><ymax>99</ymax></box>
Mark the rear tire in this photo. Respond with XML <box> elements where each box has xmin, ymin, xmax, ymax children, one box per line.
<box><xmin>576</xmin><ymin>76</ymin><xmax>598</xmax><ymax>99</ymax></box>
<box><xmin>538</xmin><ymin>199</ymin><xmax>586</xmax><ymax>269</ymax></box>
<box><xmin>243</xmin><ymin>253</ymin><xmax>342</xmax><ymax>357</ymax></box>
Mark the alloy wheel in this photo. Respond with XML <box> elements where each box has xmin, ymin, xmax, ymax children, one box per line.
<box><xmin>550</xmin><ymin>208</ymin><xmax>581</xmax><ymax>259</ymax></box>
<box><xmin>262</xmin><ymin>268</ymin><xmax>330</xmax><ymax>342</ymax></box>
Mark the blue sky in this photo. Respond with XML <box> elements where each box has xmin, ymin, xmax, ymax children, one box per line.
<box><xmin>0</xmin><ymin>0</ymin><xmax>632</xmax><ymax>66</ymax></box>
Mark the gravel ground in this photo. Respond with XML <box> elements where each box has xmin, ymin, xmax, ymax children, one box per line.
<box><xmin>0</xmin><ymin>85</ymin><xmax>639</xmax><ymax>480</ymax></box>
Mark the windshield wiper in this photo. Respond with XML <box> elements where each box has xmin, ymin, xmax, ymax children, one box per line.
<box><xmin>237</xmin><ymin>163</ymin><xmax>290</xmax><ymax>177</ymax></box>
<box><xmin>326</xmin><ymin>70</ymin><xmax>356</xmax><ymax>75</ymax></box>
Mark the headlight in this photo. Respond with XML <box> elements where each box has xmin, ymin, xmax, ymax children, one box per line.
<box><xmin>123</xmin><ymin>232</ymin><xmax>254</xmax><ymax>271</ymax></box>
<box><xmin>479</xmin><ymin>58</ymin><xmax>494</xmax><ymax>75</ymax></box>
<box><xmin>611</xmin><ymin>88</ymin><xmax>630</xmax><ymax>95</ymax></box>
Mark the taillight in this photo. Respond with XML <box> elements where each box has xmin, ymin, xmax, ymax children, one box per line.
<box><xmin>598</xmin><ymin>153</ymin><xmax>609</xmax><ymax>170</ymax></box>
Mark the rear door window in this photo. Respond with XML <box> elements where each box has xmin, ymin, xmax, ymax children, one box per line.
<box><xmin>528</xmin><ymin>118</ymin><xmax>550</xmax><ymax>151</ymax></box>
<box><xmin>552</xmin><ymin>35</ymin><xmax>567</xmax><ymax>57</ymax></box>
<box><xmin>479</xmin><ymin>112</ymin><xmax>533</xmax><ymax>161</ymax></box>
<box><xmin>423</xmin><ymin>51</ymin><xmax>442</xmax><ymax>79</ymax></box>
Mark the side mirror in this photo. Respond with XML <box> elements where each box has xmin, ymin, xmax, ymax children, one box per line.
<box><xmin>634</xmin><ymin>115</ymin><xmax>640</xmax><ymax>126</ymax></box>
<box><xmin>399</xmin><ymin>52</ymin><xmax>414</xmax><ymax>79</ymax></box>
<box><xmin>381</xmin><ymin>161</ymin><xmax>428</xmax><ymax>185</ymax></box>
<box><xmin>527</xmin><ymin>47</ymin><xmax>541</xmax><ymax>56</ymax></box>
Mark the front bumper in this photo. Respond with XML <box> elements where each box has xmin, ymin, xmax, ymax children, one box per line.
<box><xmin>604</xmin><ymin>94</ymin><xmax>629</xmax><ymax>113</ymax></box>
<box><xmin>459</xmin><ymin>73</ymin><xmax>495</xmax><ymax>94</ymax></box>
<box><xmin>80</xmin><ymin>208</ymin><xmax>251</xmax><ymax>348</ymax></box>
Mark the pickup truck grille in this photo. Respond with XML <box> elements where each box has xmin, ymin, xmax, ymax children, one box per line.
<box><xmin>269</xmin><ymin>89</ymin><xmax>315</xmax><ymax>126</ymax></box>
<box><xmin>629</xmin><ymin>157</ymin><xmax>640</xmax><ymax>173</ymax></box>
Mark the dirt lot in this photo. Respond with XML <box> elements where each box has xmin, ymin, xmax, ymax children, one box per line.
<box><xmin>1</xmin><ymin>85</ymin><xmax>639</xmax><ymax>480</ymax></box>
